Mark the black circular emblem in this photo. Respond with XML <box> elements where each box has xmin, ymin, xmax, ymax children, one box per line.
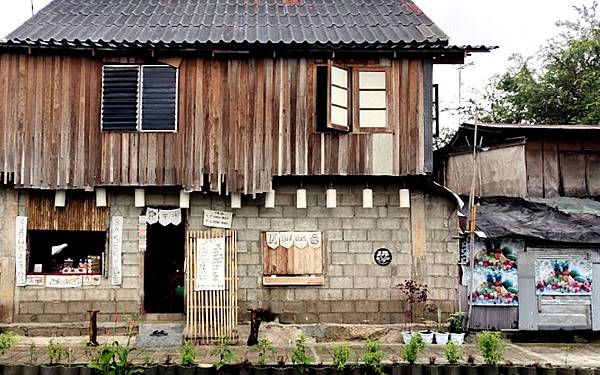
<box><xmin>374</xmin><ymin>248</ymin><xmax>392</xmax><ymax>266</ymax></box>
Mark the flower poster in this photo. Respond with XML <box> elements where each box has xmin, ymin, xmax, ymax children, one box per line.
<box><xmin>471</xmin><ymin>239</ymin><xmax>521</xmax><ymax>306</ymax></box>
<box><xmin>535</xmin><ymin>259</ymin><xmax>592</xmax><ymax>295</ymax></box>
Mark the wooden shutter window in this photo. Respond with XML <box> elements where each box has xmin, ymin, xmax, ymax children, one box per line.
<box><xmin>357</xmin><ymin>71</ymin><xmax>387</xmax><ymax>129</ymax></box>
<box><xmin>140</xmin><ymin>66</ymin><xmax>177</xmax><ymax>131</ymax></box>
<box><xmin>329</xmin><ymin>66</ymin><xmax>350</xmax><ymax>131</ymax></box>
<box><xmin>101</xmin><ymin>66</ymin><xmax>139</xmax><ymax>131</ymax></box>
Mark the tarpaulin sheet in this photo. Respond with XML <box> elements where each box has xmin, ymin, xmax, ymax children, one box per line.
<box><xmin>462</xmin><ymin>197</ymin><xmax>600</xmax><ymax>244</ymax></box>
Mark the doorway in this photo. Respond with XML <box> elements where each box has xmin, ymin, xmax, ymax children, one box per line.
<box><xmin>144</xmin><ymin>210</ymin><xmax>185</xmax><ymax>313</ymax></box>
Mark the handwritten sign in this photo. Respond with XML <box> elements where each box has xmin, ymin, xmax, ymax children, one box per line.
<box><xmin>15</xmin><ymin>216</ymin><xmax>28</xmax><ymax>286</ymax></box>
<box><xmin>266</xmin><ymin>232</ymin><xmax>280</xmax><ymax>249</ymax></box>
<box><xmin>195</xmin><ymin>237</ymin><xmax>226</xmax><ymax>291</ymax></box>
<box><xmin>203</xmin><ymin>210</ymin><xmax>233</xmax><ymax>229</ymax></box>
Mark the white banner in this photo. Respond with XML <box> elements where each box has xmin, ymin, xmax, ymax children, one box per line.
<box><xmin>111</xmin><ymin>216</ymin><xmax>123</xmax><ymax>285</ymax></box>
<box><xmin>279</xmin><ymin>232</ymin><xmax>294</xmax><ymax>249</ymax></box>
<box><xmin>266</xmin><ymin>232</ymin><xmax>280</xmax><ymax>249</ymax></box>
<box><xmin>195</xmin><ymin>237</ymin><xmax>226</xmax><ymax>291</ymax></box>
<box><xmin>15</xmin><ymin>216</ymin><xmax>28</xmax><ymax>286</ymax></box>
<box><xmin>46</xmin><ymin>275</ymin><xmax>83</xmax><ymax>288</ymax></box>
<box><xmin>308</xmin><ymin>232</ymin><xmax>322</xmax><ymax>249</ymax></box>
<box><xmin>294</xmin><ymin>232</ymin><xmax>308</xmax><ymax>249</ymax></box>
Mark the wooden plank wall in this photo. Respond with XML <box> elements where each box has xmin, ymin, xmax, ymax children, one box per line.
<box><xmin>0</xmin><ymin>53</ymin><xmax>426</xmax><ymax>194</ymax></box>
<box><xmin>525</xmin><ymin>138</ymin><xmax>600</xmax><ymax>197</ymax></box>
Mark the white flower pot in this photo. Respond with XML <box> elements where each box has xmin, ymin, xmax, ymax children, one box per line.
<box><xmin>435</xmin><ymin>332</ymin><xmax>449</xmax><ymax>345</ymax></box>
<box><xmin>420</xmin><ymin>331</ymin><xmax>434</xmax><ymax>344</ymax></box>
<box><xmin>449</xmin><ymin>332</ymin><xmax>465</xmax><ymax>345</ymax></box>
<box><xmin>402</xmin><ymin>332</ymin><xmax>413</xmax><ymax>344</ymax></box>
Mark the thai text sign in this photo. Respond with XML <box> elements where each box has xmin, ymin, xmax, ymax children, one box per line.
<box><xmin>195</xmin><ymin>237</ymin><xmax>226</xmax><ymax>291</ymax></box>
<box><xmin>203</xmin><ymin>210</ymin><xmax>233</xmax><ymax>229</ymax></box>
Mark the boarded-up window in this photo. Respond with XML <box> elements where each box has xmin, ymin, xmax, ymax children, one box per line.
<box><xmin>261</xmin><ymin>231</ymin><xmax>324</xmax><ymax>286</ymax></box>
<box><xmin>101</xmin><ymin>65</ymin><xmax>177</xmax><ymax>132</ymax></box>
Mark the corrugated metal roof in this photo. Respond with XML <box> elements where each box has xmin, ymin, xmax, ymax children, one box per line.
<box><xmin>4</xmin><ymin>0</ymin><xmax>451</xmax><ymax>49</ymax></box>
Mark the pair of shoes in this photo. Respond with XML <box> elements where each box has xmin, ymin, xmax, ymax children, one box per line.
<box><xmin>150</xmin><ymin>329</ymin><xmax>169</xmax><ymax>337</ymax></box>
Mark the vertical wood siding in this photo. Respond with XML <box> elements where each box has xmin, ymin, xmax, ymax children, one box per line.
<box><xmin>0</xmin><ymin>53</ymin><xmax>427</xmax><ymax>194</ymax></box>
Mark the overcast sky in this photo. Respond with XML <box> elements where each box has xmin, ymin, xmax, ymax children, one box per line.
<box><xmin>0</xmin><ymin>0</ymin><xmax>593</xmax><ymax>129</ymax></box>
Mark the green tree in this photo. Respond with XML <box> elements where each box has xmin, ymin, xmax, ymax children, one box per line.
<box><xmin>469</xmin><ymin>2</ymin><xmax>600</xmax><ymax>124</ymax></box>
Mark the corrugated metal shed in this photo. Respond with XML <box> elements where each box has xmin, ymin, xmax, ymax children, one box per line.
<box><xmin>3</xmin><ymin>0</ymin><xmax>453</xmax><ymax>49</ymax></box>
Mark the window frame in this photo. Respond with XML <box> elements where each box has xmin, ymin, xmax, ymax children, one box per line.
<box><xmin>327</xmin><ymin>63</ymin><xmax>352</xmax><ymax>132</ymax></box>
<box><xmin>100</xmin><ymin>64</ymin><xmax>179</xmax><ymax>133</ymax></box>
<box><xmin>352</xmin><ymin>66</ymin><xmax>391</xmax><ymax>133</ymax></box>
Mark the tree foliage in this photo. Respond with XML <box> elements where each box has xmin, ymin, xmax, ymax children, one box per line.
<box><xmin>469</xmin><ymin>2</ymin><xmax>600</xmax><ymax>124</ymax></box>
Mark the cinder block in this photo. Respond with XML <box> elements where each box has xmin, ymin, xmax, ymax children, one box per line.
<box><xmin>61</xmin><ymin>289</ymin><xmax>85</xmax><ymax>301</ymax></box>
<box><xmin>342</xmin><ymin>312</ymin><xmax>368</xmax><ymax>323</ymax></box>
<box><xmin>376</xmin><ymin>218</ymin><xmax>401</xmax><ymax>229</ymax></box>
<box><xmin>368</xmin><ymin>229</ymin><xmax>392</xmax><ymax>241</ymax></box>
<box><xmin>19</xmin><ymin>301</ymin><xmax>43</xmax><ymax>314</ymax></box>
<box><xmin>281</xmin><ymin>301</ymin><xmax>307</xmax><ymax>313</ymax></box>
<box><xmin>240</xmin><ymin>276</ymin><xmax>259</xmax><ymax>289</ymax></box>
<box><xmin>354</xmin><ymin>277</ymin><xmax>377</xmax><ymax>289</ymax></box>
<box><xmin>294</xmin><ymin>313</ymin><xmax>319</xmax><ymax>324</ymax></box>
<box><xmin>237</xmin><ymin>229</ymin><xmax>261</xmax><ymax>241</ymax></box>
<box><xmin>307</xmin><ymin>207</ymin><xmax>329</xmax><ymax>218</ymax></box>
<box><xmin>259</xmin><ymin>207</ymin><xmax>283</xmax><ymax>217</ymax></box>
<box><xmin>355</xmin><ymin>300</ymin><xmax>379</xmax><ymax>313</ymax></box>
<box><xmin>353</xmin><ymin>208</ymin><xmax>379</xmax><ymax>218</ymax></box>
<box><xmin>343</xmin><ymin>265</ymin><xmax>368</xmax><ymax>277</ymax></box>
<box><xmin>275</xmin><ymin>193</ymin><xmax>294</xmax><ymax>206</ymax></box>
<box><xmin>67</xmin><ymin>301</ymin><xmax>91</xmax><ymax>314</ymax></box>
<box><xmin>319</xmin><ymin>313</ymin><xmax>344</xmax><ymax>323</ymax></box>
<box><xmin>234</xmin><ymin>207</ymin><xmax>259</xmax><ymax>218</ymax></box>
<box><xmin>331</xmin><ymin>253</ymin><xmax>355</xmax><ymax>265</ymax></box>
<box><xmin>270</xmin><ymin>218</ymin><xmax>294</xmax><ymax>230</ymax></box>
<box><xmin>319</xmin><ymin>289</ymin><xmax>342</xmax><ymax>300</ymax></box>
<box><xmin>305</xmin><ymin>300</ymin><xmax>331</xmax><ymax>313</ymax></box>
<box><xmin>343</xmin><ymin>230</ymin><xmax>367</xmax><ymax>241</ymax></box>
<box><xmin>84</xmin><ymin>289</ymin><xmax>111</xmax><ymax>300</ymax></box>
<box><xmin>317</xmin><ymin>218</ymin><xmax>342</xmax><ymax>229</ymax></box>
<box><xmin>326</xmin><ymin>265</ymin><xmax>345</xmax><ymax>276</ymax></box>
<box><xmin>330</xmin><ymin>300</ymin><xmax>354</xmax><ymax>313</ymax></box>
<box><xmin>115</xmin><ymin>288</ymin><xmax>139</xmax><ymax>301</ymax></box>
<box><xmin>367</xmin><ymin>288</ymin><xmax>390</xmax><ymax>300</ymax></box>
<box><xmin>342</xmin><ymin>288</ymin><xmax>367</xmax><ymax>300</ymax></box>
<box><xmin>294</xmin><ymin>288</ymin><xmax>319</xmax><ymax>301</ymax></box>
<box><xmin>246</xmin><ymin>218</ymin><xmax>271</xmax><ymax>229</ymax></box>
<box><xmin>325</xmin><ymin>230</ymin><xmax>343</xmax><ymax>240</ymax></box>
<box><xmin>238</xmin><ymin>253</ymin><xmax>260</xmax><ymax>265</ymax></box>
<box><xmin>348</xmin><ymin>241</ymin><xmax>372</xmax><ymax>253</ymax></box>
<box><xmin>294</xmin><ymin>218</ymin><xmax>318</xmax><ymax>230</ymax></box>
<box><xmin>331</xmin><ymin>241</ymin><xmax>349</xmax><ymax>253</ymax></box>
<box><xmin>331</xmin><ymin>207</ymin><xmax>354</xmax><ymax>218</ymax></box>
<box><xmin>328</xmin><ymin>276</ymin><xmax>354</xmax><ymax>289</ymax></box>
<box><xmin>283</xmin><ymin>206</ymin><xmax>308</xmax><ymax>218</ymax></box>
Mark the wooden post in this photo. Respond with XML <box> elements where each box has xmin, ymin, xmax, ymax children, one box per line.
<box><xmin>87</xmin><ymin>310</ymin><xmax>100</xmax><ymax>346</ymax></box>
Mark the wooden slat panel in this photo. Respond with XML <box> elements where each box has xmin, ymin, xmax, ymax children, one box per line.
<box><xmin>542</xmin><ymin>140</ymin><xmax>560</xmax><ymax>198</ymax></box>
<box><xmin>560</xmin><ymin>152</ymin><xmax>588</xmax><ymax>196</ymax></box>
<box><xmin>525</xmin><ymin>140</ymin><xmax>544</xmax><ymax>197</ymax></box>
<box><xmin>27</xmin><ymin>191</ymin><xmax>108</xmax><ymax>231</ymax></box>
<box><xmin>0</xmin><ymin>53</ymin><xmax>427</xmax><ymax>193</ymax></box>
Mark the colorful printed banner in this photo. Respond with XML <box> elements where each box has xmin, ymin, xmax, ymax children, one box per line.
<box><xmin>471</xmin><ymin>238</ymin><xmax>522</xmax><ymax>306</ymax></box>
<box><xmin>535</xmin><ymin>259</ymin><xmax>592</xmax><ymax>295</ymax></box>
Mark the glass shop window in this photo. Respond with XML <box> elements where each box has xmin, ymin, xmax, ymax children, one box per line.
<box><xmin>27</xmin><ymin>230</ymin><xmax>106</xmax><ymax>275</ymax></box>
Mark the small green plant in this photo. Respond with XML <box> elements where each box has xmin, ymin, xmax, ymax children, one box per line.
<box><xmin>83</xmin><ymin>342</ymin><xmax>98</xmax><ymax>362</ymax></box>
<box><xmin>29</xmin><ymin>343</ymin><xmax>39</xmax><ymax>365</ymax></box>
<box><xmin>478</xmin><ymin>331</ymin><xmax>505</xmax><ymax>366</ymax></box>
<box><xmin>400</xmin><ymin>332</ymin><xmax>426</xmax><ymax>365</ymax></box>
<box><xmin>0</xmin><ymin>332</ymin><xmax>18</xmax><ymax>355</ymax></box>
<box><xmin>448</xmin><ymin>313</ymin><xmax>465</xmax><ymax>334</ymax></box>
<box><xmin>180</xmin><ymin>339</ymin><xmax>196</xmax><ymax>366</ymax></box>
<box><xmin>210</xmin><ymin>336</ymin><xmax>237</xmax><ymax>370</ymax></box>
<box><xmin>88</xmin><ymin>341</ymin><xmax>143</xmax><ymax>375</ymax></box>
<box><xmin>444</xmin><ymin>341</ymin><xmax>463</xmax><ymax>365</ymax></box>
<box><xmin>291</xmin><ymin>334</ymin><xmax>313</xmax><ymax>374</ymax></box>
<box><xmin>48</xmin><ymin>339</ymin><xmax>66</xmax><ymax>365</ymax></box>
<box><xmin>560</xmin><ymin>345</ymin><xmax>575</xmax><ymax>367</ymax></box>
<box><xmin>332</xmin><ymin>343</ymin><xmax>352</xmax><ymax>371</ymax></box>
<box><xmin>142</xmin><ymin>354</ymin><xmax>156</xmax><ymax>367</ymax></box>
<box><xmin>65</xmin><ymin>346</ymin><xmax>75</xmax><ymax>367</ymax></box>
<box><xmin>257</xmin><ymin>338</ymin><xmax>275</xmax><ymax>366</ymax></box>
<box><xmin>362</xmin><ymin>339</ymin><xmax>385</xmax><ymax>375</ymax></box>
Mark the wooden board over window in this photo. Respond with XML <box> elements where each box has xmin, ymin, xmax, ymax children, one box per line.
<box><xmin>27</xmin><ymin>191</ymin><xmax>108</xmax><ymax>231</ymax></box>
<box><xmin>261</xmin><ymin>231</ymin><xmax>324</xmax><ymax>286</ymax></box>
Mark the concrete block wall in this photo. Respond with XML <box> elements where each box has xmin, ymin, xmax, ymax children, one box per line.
<box><xmin>2</xmin><ymin>183</ymin><xmax>459</xmax><ymax>325</ymax></box>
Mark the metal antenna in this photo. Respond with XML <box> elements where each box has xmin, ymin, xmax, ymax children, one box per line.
<box><xmin>31</xmin><ymin>0</ymin><xmax>35</xmax><ymax>16</ymax></box>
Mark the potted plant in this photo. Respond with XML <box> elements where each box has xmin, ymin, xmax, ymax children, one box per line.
<box><xmin>88</xmin><ymin>341</ymin><xmax>143</xmax><ymax>375</ymax></box>
<box><xmin>363</xmin><ymin>339</ymin><xmax>385</xmax><ymax>375</ymax></box>
<box><xmin>210</xmin><ymin>336</ymin><xmax>237</xmax><ymax>375</ymax></box>
<box><xmin>42</xmin><ymin>339</ymin><xmax>66</xmax><ymax>375</ymax></box>
<box><xmin>433</xmin><ymin>307</ymin><xmax>449</xmax><ymax>345</ymax></box>
<box><xmin>443</xmin><ymin>341</ymin><xmax>463</xmax><ymax>375</ymax></box>
<box><xmin>331</xmin><ymin>343</ymin><xmax>352</xmax><ymax>375</ymax></box>
<box><xmin>0</xmin><ymin>332</ymin><xmax>21</xmax><ymax>375</ymax></box>
<box><xmin>400</xmin><ymin>333</ymin><xmax>425</xmax><ymax>375</ymax></box>
<box><xmin>159</xmin><ymin>355</ymin><xmax>177</xmax><ymax>375</ymax></box>
<box><xmin>397</xmin><ymin>280</ymin><xmax>429</xmax><ymax>343</ymax></box>
<box><xmin>177</xmin><ymin>339</ymin><xmax>197</xmax><ymax>375</ymax></box>
<box><xmin>251</xmin><ymin>338</ymin><xmax>275</xmax><ymax>375</ymax></box>
<box><xmin>62</xmin><ymin>347</ymin><xmax>79</xmax><ymax>375</ymax></box>
<box><xmin>142</xmin><ymin>354</ymin><xmax>159</xmax><ymax>375</ymax></box>
<box><xmin>478</xmin><ymin>331</ymin><xmax>505</xmax><ymax>375</ymax></box>
<box><xmin>291</xmin><ymin>334</ymin><xmax>313</xmax><ymax>375</ymax></box>
<box><xmin>447</xmin><ymin>313</ymin><xmax>465</xmax><ymax>345</ymax></box>
<box><xmin>23</xmin><ymin>343</ymin><xmax>41</xmax><ymax>375</ymax></box>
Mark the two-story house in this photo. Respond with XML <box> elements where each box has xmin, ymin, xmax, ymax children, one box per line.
<box><xmin>437</xmin><ymin>123</ymin><xmax>600</xmax><ymax>333</ymax></box>
<box><xmin>0</xmin><ymin>0</ymin><xmax>491</xmax><ymax>339</ymax></box>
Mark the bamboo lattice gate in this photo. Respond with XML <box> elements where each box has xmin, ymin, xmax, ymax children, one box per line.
<box><xmin>185</xmin><ymin>229</ymin><xmax>238</xmax><ymax>344</ymax></box>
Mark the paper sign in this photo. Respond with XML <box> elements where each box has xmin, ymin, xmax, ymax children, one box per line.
<box><xmin>195</xmin><ymin>237</ymin><xmax>226</xmax><ymax>291</ymax></box>
<box><xmin>308</xmin><ymin>232</ymin><xmax>322</xmax><ymax>248</ymax></box>
<box><xmin>26</xmin><ymin>275</ymin><xmax>45</xmax><ymax>286</ymax></box>
<box><xmin>46</xmin><ymin>275</ymin><xmax>83</xmax><ymax>288</ymax></box>
<box><xmin>203</xmin><ymin>210</ymin><xmax>233</xmax><ymax>229</ymax></box>
<box><xmin>15</xmin><ymin>216</ymin><xmax>28</xmax><ymax>286</ymax></box>
<box><xmin>294</xmin><ymin>232</ymin><xmax>308</xmax><ymax>249</ymax></box>
<box><xmin>111</xmin><ymin>216</ymin><xmax>123</xmax><ymax>285</ymax></box>
<box><xmin>279</xmin><ymin>232</ymin><xmax>294</xmax><ymax>249</ymax></box>
<box><xmin>266</xmin><ymin>232</ymin><xmax>280</xmax><ymax>249</ymax></box>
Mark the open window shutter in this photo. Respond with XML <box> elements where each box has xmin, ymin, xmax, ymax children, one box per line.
<box><xmin>101</xmin><ymin>66</ymin><xmax>139</xmax><ymax>131</ymax></box>
<box><xmin>141</xmin><ymin>66</ymin><xmax>177</xmax><ymax>131</ymax></box>
<box><xmin>328</xmin><ymin>66</ymin><xmax>350</xmax><ymax>131</ymax></box>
